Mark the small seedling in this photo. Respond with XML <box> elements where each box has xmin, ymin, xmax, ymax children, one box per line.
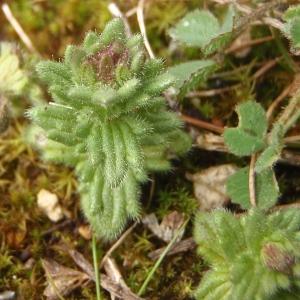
<box><xmin>28</xmin><ymin>18</ymin><xmax>191</xmax><ymax>240</ymax></box>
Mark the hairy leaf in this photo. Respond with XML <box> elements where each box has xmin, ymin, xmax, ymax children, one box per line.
<box><xmin>169</xmin><ymin>5</ymin><xmax>235</xmax><ymax>55</ymax></box>
<box><xmin>226</xmin><ymin>167</ymin><xmax>279</xmax><ymax>210</ymax></box>
<box><xmin>283</xmin><ymin>5</ymin><xmax>300</xmax><ymax>54</ymax></box>
<box><xmin>224</xmin><ymin>101</ymin><xmax>267</xmax><ymax>156</ymax></box>
<box><xmin>255</xmin><ymin>123</ymin><xmax>284</xmax><ymax>173</ymax></box>
<box><xmin>194</xmin><ymin>209</ymin><xmax>300</xmax><ymax>300</ymax></box>
<box><xmin>167</xmin><ymin>60</ymin><xmax>217</xmax><ymax>96</ymax></box>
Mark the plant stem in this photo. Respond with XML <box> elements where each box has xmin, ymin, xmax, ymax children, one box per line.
<box><xmin>137</xmin><ymin>218</ymin><xmax>189</xmax><ymax>297</ymax></box>
<box><xmin>249</xmin><ymin>154</ymin><xmax>257</xmax><ymax>207</ymax></box>
<box><xmin>92</xmin><ymin>234</ymin><xmax>102</xmax><ymax>300</ymax></box>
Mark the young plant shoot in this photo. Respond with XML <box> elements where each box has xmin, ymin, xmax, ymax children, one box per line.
<box><xmin>28</xmin><ymin>18</ymin><xmax>190</xmax><ymax>240</ymax></box>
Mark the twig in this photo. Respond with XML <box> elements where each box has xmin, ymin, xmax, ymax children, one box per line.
<box><xmin>1</xmin><ymin>3</ymin><xmax>39</xmax><ymax>55</ymax></box>
<box><xmin>252</xmin><ymin>57</ymin><xmax>281</xmax><ymax>80</ymax></box>
<box><xmin>136</xmin><ymin>0</ymin><xmax>155</xmax><ymax>58</ymax></box>
<box><xmin>181</xmin><ymin>114</ymin><xmax>224</xmax><ymax>134</ymax></box>
<box><xmin>41</xmin><ymin>219</ymin><xmax>74</xmax><ymax>237</ymax></box>
<box><xmin>187</xmin><ymin>84</ymin><xmax>239</xmax><ymax>98</ymax></box>
<box><xmin>108</xmin><ymin>2</ymin><xmax>132</xmax><ymax>37</ymax></box>
<box><xmin>284</xmin><ymin>135</ymin><xmax>300</xmax><ymax>144</ymax></box>
<box><xmin>125</xmin><ymin>7</ymin><xmax>137</xmax><ymax>17</ymax></box>
<box><xmin>92</xmin><ymin>235</ymin><xmax>102</xmax><ymax>300</ymax></box>
<box><xmin>266</xmin><ymin>83</ymin><xmax>293</xmax><ymax>122</ymax></box>
<box><xmin>100</xmin><ymin>221</ymin><xmax>138</xmax><ymax>268</ymax></box>
<box><xmin>225</xmin><ymin>36</ymin><xmax>274</xmax><ymax>55</ymax></box>
<box><xmin>138</xmin><ymin>218</ymin><xmax>189</xmax><ymax>296</ymax></box>
<box><xmin>249</xmin><ymin>154</ymin><xmax>257</xmax><ymax>207</ymax></box>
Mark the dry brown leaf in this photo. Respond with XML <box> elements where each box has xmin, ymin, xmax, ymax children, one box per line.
<box><xmin>142</xmin><ymin>211</ymin><xmax>185</xmax><ymax>242</ymax></box>
<box><xmin>78</xmin><ymin>224</ymin><xmax>92</xmax><ymax>240</ymax></box>
<box><xmin>187</xmin><ymin>164</ymin><xmax>237</xmax><ymax>211</ymax></box>
<box><xmin>41</xmin><ymin>259</ymin><xmax>90</xmax><ymax>300</ymax></box>
<box><xmin>55</xmin><ymin>243</ymin><xmax>144</xmax><ymax>300</ymax></box>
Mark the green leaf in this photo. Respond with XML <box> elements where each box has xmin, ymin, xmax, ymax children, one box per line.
<box><xmin>226</xmin><ymin>167</ymin><xmax>279</xmax><ymax>210</ymax></box>
<box><xmin>289</xmin><ymin>17</ymin><xmax>300</xmax><ymax>49</ymax></box>
<box><xmin>224</xmin><ymin>101</ymin><xmax>267</xmax><ymax>156</ymax></box>
<box><xmin>169</xmin><ymin>5</ymin><xmax>235</xmax><ymax>55</ymax></box>
<box><xmin>283</xmin><ymin>5</ymin><xmax>300</xmax><ymax>21</ymax></box>
<box><xmin>255</xmin><ymin>123</ymin><xmax>284</xmax><ymax>173</ymax></box>
<box><xmin>255</xmin><ymin>145</ymin><xmax>280</xmax><ymax>173</ymax></box>
<box><xmin>224</xmin><ymin>128</ymin><xmax>265</xmax><ymax>156</ymax></box>
<box><xmin>167</xmin><ymin>60</ymin><xmax>218</xmax><ymax>96</ymax></box>
<box><xmin>0</xmin><ymin>42</ymin><xmax>27</xmax><ymax>96</ymax></box>
<box><xmin>194</xmin><ymin>269</ymin><xmax>232</xmax><ymax>300</ymax></box>
<box><xmin>194</xmin><ymin>209</ymin><xmax>300</xmax><ymax>300</ymax></box>
<box><xmin>282</xmin><ymin>5</ymin><xmax>300</xmax><ymax>54</ymax></box>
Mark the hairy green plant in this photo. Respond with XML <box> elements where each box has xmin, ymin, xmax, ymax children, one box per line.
<box><xmin>194</xmin><ymin>208</ymin><xmax>300</xmax><ymax>300</ymax></box>
<box><xmin>283</xmin><ymin>4</ymin><xmax>300</xmax><ymax>55</ymax></box>
<box><xmin>224</xmin><ymin>95</ymin><xmax>300</xmax><ymax>210</ymax></box>
<box><xmin>28</xmin><ymin>18</ymin><xmax>191</xmax><ymax>240</ymax></box>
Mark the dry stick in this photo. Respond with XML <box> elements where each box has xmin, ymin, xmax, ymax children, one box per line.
<box><xmin>137</xmin><ymin>0</ymin><xmax>155</xmax><ymax>59</ymax></box>
<box><xmin>284</xmin><ymin>135</ymin><xmax>300</xmax><ymax>143</ymax></box>
<box><xmin>225</xmin><ymin>36</ymin><xmax>274</xmax><ymax>55</ymax></box>
<box><xmin>41</xmin><ymin>219</ymin><xmax>74</xmax><ymax>237</ymax></box>
<box><xmin>1</xmin><ymin>3</ymin><xmax>39</xmax><ymax>55</ymax></box>
<box><xmin>100</xmin><ymin>221</ymin><xmax>138</xmax><ymax>268</ymax></box>
<box><xmin>252</xmin><ymin>57</ymin><xmax>281</xmax><ymax>80</ymax></box>
<box><xmin>126</xmin><ymin>7</ymin><xmax>138</xmax><ymax>18</ymax></box>
<box><xmin>181</xmin><ymin>114</ymin><xmax>224</xmax><ymax>134</ymax></box>
<box><xmin>233</xmin><ymin>0</ymin><xmax>284</xmax><ymax>30</ymax></box>
<box><xmin>266</xmin><ymin>83</ymin><xmax>293</xmax><ymax>121</ymax></box>
<box><xmin>187</xmin><ymin>84</ymin><xmax>240</xmax><ymax>98</ymax></box>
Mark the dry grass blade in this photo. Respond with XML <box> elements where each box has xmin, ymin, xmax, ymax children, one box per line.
<box><xmin>1</xmin><ymin>3</ymin><xmax>39</xmax><ymax>55</ymax></box>
<box><xmin>137</xmin><ymin>0</ymin><xmax>155</xmax><ymax>58</ymax></box>
<box><xmin>100</xmin><ymin>221</ymin><xmax>138</xmax><ymax>268</ymax></box>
